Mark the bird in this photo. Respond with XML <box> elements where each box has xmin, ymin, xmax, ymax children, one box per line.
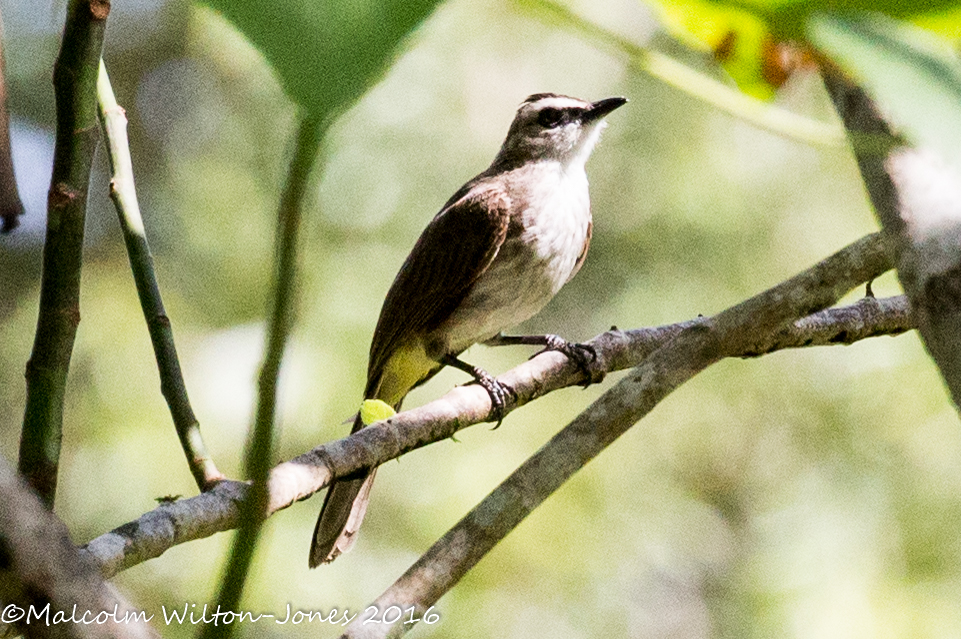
<box><xmin>309</xmin><ymin>92</ymin><xmax>627</xmax><ymax>567</ymax></box>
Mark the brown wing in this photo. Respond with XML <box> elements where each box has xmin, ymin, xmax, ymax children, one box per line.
<box><xmin>366</xmin><ymin>183</ymin><xmax>511</xmax><ymax>387</ymax></box>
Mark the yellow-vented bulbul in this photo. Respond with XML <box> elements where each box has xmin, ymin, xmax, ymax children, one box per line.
<box><xmin>309</xmin><ymin>93</ymin><xmax>627</xmax><ymax>567</ymax></box>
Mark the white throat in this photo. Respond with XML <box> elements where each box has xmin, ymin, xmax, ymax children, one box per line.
<box><xmin>566</xmin><ymin>121</ymin><xmax>606</xmax><ymax>173</ymax></box>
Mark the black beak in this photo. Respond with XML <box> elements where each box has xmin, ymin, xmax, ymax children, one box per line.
<box><xmin>582</xmin><ymin>96</ymin><xmax>628</xmax><ymax>123</ymax></box>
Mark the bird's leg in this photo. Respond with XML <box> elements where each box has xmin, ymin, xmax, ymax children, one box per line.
<box><xmin>440</xmin><ymin>354</ymin><xmax>514</xmax><ymax>427</ymax></box>
<box><xmin>485</xmin><ymin>332</ymin><xmax>606</xmax><ymax>386</ymax></box>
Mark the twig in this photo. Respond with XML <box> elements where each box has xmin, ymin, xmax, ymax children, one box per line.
<box><xmin>201</xmin><ymin>115</ymin><xmax>324</xmax><ymax>639</ymax></box>
<box><xmin>81</xmin><ymin>237</ymin><xmax>901</xmax><ymax>579</ymax></box>
<box><xmin>96</xmin><ymin>60</ymin><xmax>222</xmax><ymax>491</ymax></box>
<box><xmin>19</xmin><ymin>0</ymin><xmax>110</xmax><ymax>507</ymax></box>
<box><xmin>343</xmin><ymin>233</ymin><xmax>893</xmax><ymax>638</ymax></box>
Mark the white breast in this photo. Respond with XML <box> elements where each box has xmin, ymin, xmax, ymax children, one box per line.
<box><xmin>520</xmin><ymin>162</ymin><xmax>590</xmax><ymax>291</ymax></box>
<box><xmin>437</xmin><ymin>161</ymin><xmax>592</xmax><ymax>354</ymax></box>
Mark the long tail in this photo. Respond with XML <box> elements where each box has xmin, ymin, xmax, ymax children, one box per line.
<box><xmin>309</xmin><ymin>413</ymin><xmax>374</xmax><ymax>567</ymax></box>
<box><xmin>309</xmin><ymin>355</ymin><xmax>441</xmax><ymax>567</ymax></box>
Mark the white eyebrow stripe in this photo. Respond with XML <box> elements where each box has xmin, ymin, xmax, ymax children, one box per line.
<box><xmin>527</xmin><ymin>97</ymin><xmax>589</xmax><ymax>111</ymax></box>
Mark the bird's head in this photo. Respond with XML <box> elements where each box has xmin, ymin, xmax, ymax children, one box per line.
<box><xmin>493</xmin><ymin>93</ymin><xmax>627</xmax><ymax>170</ymax></box>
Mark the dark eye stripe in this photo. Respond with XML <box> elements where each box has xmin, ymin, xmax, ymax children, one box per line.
<box><xmin>538</xmin><ymin>108</ymin><xmax>569</xmax><ymax>129</ymax></box>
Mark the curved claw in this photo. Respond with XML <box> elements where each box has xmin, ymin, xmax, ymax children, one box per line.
<box><xmin>441</xmin><ymin>354</ymin><xmax>515</xmax><ymax>427</ymax></box>
<box><xmin>534</xmin><ymin>335</ymin><xmax>606</xmax><ymax>386</ymax></box>
<box><xmin>474</xmin><ymin>374</ymin><xmax>515</xmax><ymax>429</ymax></box>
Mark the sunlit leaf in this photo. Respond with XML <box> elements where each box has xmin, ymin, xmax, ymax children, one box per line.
<box><xmin>650</xmin><ymin>0</ymin><xmax>776</xmax><ymax>99</ymax></box>
<box><xmin>360</xmin><ymin>399</ymin><xmax>396</xmax><ymax>425</ymax></box>
<box><xmin>914</xmin><ymin>6</ymin><xmax>961</xmax><ymax>39</ymax></box>
<box><xmin>648</xmin><ymin>0</ymin><xmax>961</xmax><ymax>99</ymax></box>
<box><xmin>199</xmin><ymin>0</ymin><xmax>443</xmax><ymax>119</ymax></box>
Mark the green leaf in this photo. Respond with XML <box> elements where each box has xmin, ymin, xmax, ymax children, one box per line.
<box><xmin>199</xmin><ymin>0</ymin><xmax>443</xmax><ymax>119</ymax></box>
<box><xmin>651</xmin><ymin>0</ymin><xmax>776</xmax><ymax>99</ymax></box>
<box><xmin>809</xmin><ymin>11</ymin><xmax>961</xmax><ymax>172</ymax></box>
<box><xmin>648</xmin><ymin>0</ymin><xmax>961</xmax><ymax>99</ymax></box>
<box><xmin>360</xmin><ymin>399</ymin><xmax>396</xmax><ymax>425</ymax></box>
<box><xmin>915</xmin><ymin>6</ymin><xmax>961</xmax><ymax>39</ymax></box>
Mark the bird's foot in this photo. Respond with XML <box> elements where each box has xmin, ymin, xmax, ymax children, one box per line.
<box><xmin>534</xmin><ymin>334</ymin><xmax>606</xmax><ymax>386</ymax></box>
<box><xmin>485</xmin><ymin>332</ymin><xmax>606</xmax><ymax>386</ymax></box>
<box><xmin>441</xmin><ymin>355</ymin><xmax>515</xmax><ymax>427</ymax></box>
<box><xmin>473</xmin><ymin>370</ymin><xmax>515</xmax><ymax>428</ymax></box>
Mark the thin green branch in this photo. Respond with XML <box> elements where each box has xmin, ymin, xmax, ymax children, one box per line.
<box><xmin>19</xmin><ymin>0</ymin><xmax>109</xmax><ymax>507</ymax></box>
<box><xmin>200</xmin><ymin>114</ymin><xmax>325</xmax><ymax>639</ymax></box>
<box><xmin>344</xmin><ymin>234</ymin><xmax>893</xmax><ymax>638</ymax></box>
<box><xmin>515</xmin><ymin>0</ymin><xmax>845</xmax><ymax>147</ymax></box>
<box><xmin>96</xmin><ymin>61</ymin><xmax>223</xmax><ymax>491</ymax></box>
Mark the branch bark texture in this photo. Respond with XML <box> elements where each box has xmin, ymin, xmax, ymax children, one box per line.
<box><xmin>96</xmin><ymin>61</ymin><xmax>222</xmax><ymax>491</ymax></box>
<box><xmin>81</xmin><ymin>235</ymin><xmax>902</xmax><ymax>580</ymax></box>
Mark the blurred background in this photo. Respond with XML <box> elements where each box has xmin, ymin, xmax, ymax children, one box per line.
<box><xmin>1</xmin><ymin>0</ymin><xmax>959</xmax><ymax>637</ymax></box>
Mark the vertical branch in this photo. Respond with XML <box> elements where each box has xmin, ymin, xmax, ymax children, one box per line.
<box><xmin>199</xmin><ymin>114</ymin><xmax>324</xmax><ymax>639</ymax></box>
<box><xmin>0</xmin><ymin>9</ymin><xmax>25</xmax><ymax>234</ymax></box>
<box><xmin>96</xmin><ymin>61</ymin><xmax>222</xmax><ymax>491</ymax></box>
<box><xmin>823</xmin><ymin>70</ymin><xmax>961</xmax><ymax>410</ymax></box>
<box><xmin>19</xmin><ymin>0</ymin><xmax>109</xmax><ymax>507</ymax></box>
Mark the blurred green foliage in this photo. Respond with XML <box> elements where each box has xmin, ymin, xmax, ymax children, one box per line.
<box><xmin>200</xmin><ymin>0</ymin><xmax>445</xmax><ymax>119</ymax></box>
<box><xmin>649</xmin><ymin>0</ymin><xmax>961</xmax><ymax>98</ymax></box>
<box><xmin>1</xmin><ymin>0</ymin><xmax>960</xmax><ymax>637</ymax></box>
<box><xmin>810</xmin><ymin>11</ymin><xmax>961</xmax><ymax>173</ymax></box>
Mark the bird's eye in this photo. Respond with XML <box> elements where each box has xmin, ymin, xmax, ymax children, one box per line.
<box><xmin>537</xmin><ymin>108</ymin><xmax>565</xmax><ymax>129</ymax></box>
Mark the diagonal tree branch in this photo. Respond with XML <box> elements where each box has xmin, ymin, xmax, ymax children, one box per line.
<box><xmin>0</xmin><ymin>455</ymin><xmax>158</xmax><ymax>639</ymax></box>
<box><xmin>80</xmin><ymin>234</ymin><xmax>902</xmax><ymax>579</ymax></box>
<box><xmin>19</xmin><ymin>0</ymin><xmax>110</xmax><ymax>507</ymax></box>
<box><xmin>343</xmin><ymin>233</ymin><xmax>895</xmax><ymax>638</ymax></box>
